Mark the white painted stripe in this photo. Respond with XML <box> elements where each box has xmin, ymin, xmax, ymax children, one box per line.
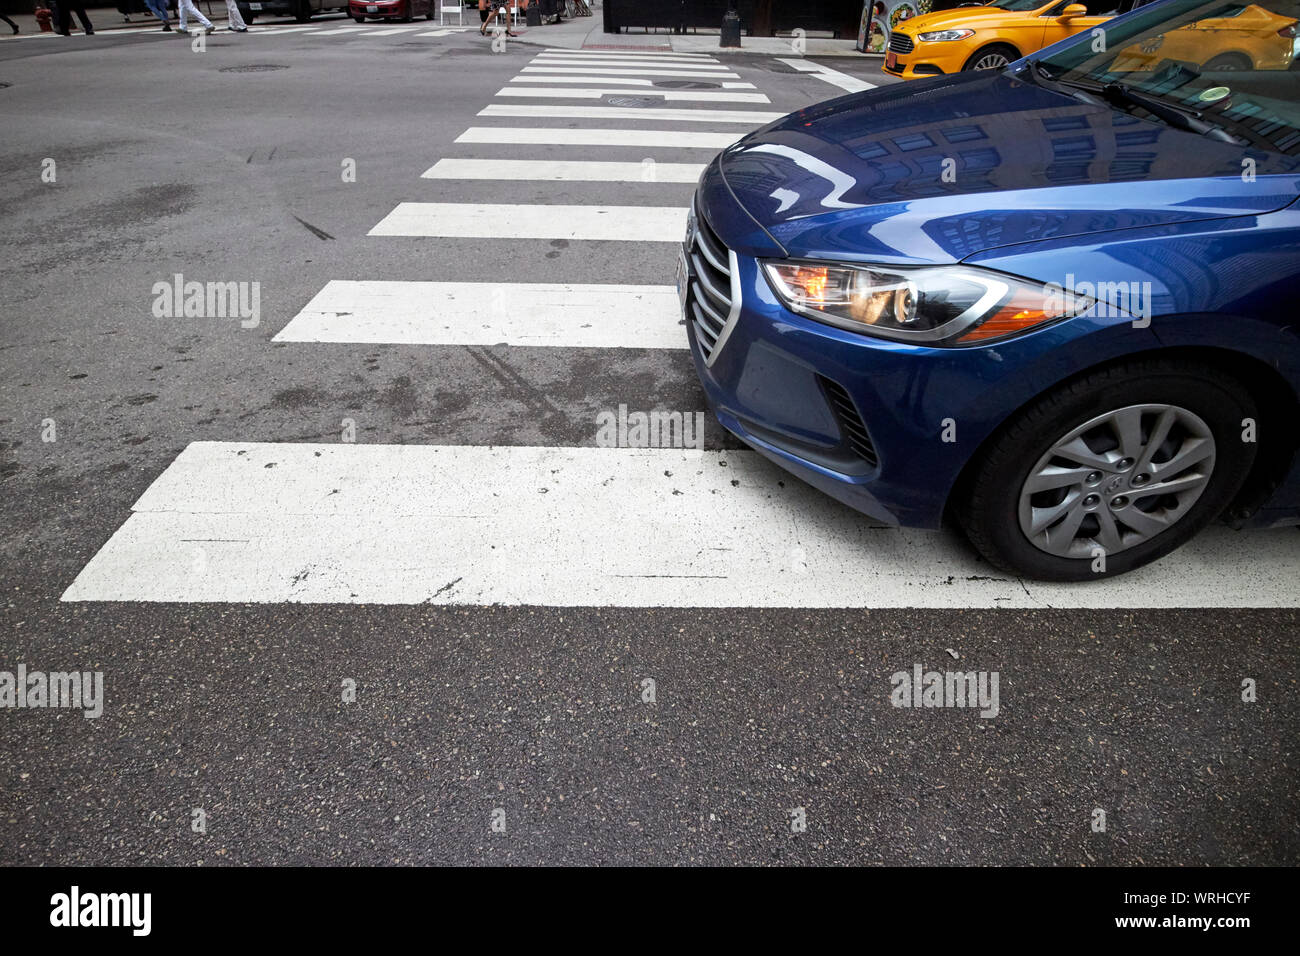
<box><xmin>273</xmin><ymin>280</ymin><xmax>685</xmax><ymax>348</ymax></box>
<box><xmin>507</xmin><ymin>75</ymin><xmax>756</xmax><ymax>90</ymax></box>
<box><xmin>534</xmin><ymin>58</ymin><xmax>730</xmax><ymax>69</ymax></box>
<box><xmin>777</xmin><ymin>57</ymin><xmax>875</xmax><ymax>93</ymax></box>
<box><xmin>522</xmin><ymin>66</ymin><xmax>741</xmax><ymax>78</ymax></box>
<box><xmin>359</xmin><ymin>26</ymin><xmax>420</xmax><ymax>35</ymax></box>
<box><xmin>479</xmin><ymin>104</ymin><xmax>784</xmax><ymax>124</ymax></box>
<box><xmin>543</xmin><ymin>48</ymin><xmax>717</xmax><ymax>59</ymax></box>
<box><xmin>368</xmin><ymin>203</ymin><xmax>686</xmax><ymax>241</ymax></box>
<box><xmin>316</xmin><ymin>26</ymin><xmax>371</xmax><ymax>35</ymax></box>
<box><xmin>62</xmin><ymin>442</ymin><xmax>1300</xmax><ymax>607</ymax></box>
<box><xmin>416</xmin><ymin>28</ymin><xmax>452</xmax><ymax>36</ymax></box>
<box><xmin>253</xmin><ymin>26</ymin><xmax>321</xmax><ymax>33</ymax></box>
<box><xmin>535</xmin><ymin>54</ymin><xmax>723</xmax><ymax>64</ymax></box>
<box><xmin>422</xmin><ymin>158</ymin><xmax>706</xmax><ymax>183</ymax></box>
<box><xmin>496</xmin><ymin>87</ymin><xmax>771</xmax><ymax>103</ymax></box>
<box><xmin>455</xmin><ymin>127</ymin><xmax>743</xmax><ymax>149</ymax></box>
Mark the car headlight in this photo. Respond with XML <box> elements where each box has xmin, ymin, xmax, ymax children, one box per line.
<box><xmin>762</xmin><ymin>261</ymin><xmax>1090</xmax><ymax>345</ymax></box>
<box><xmin>917</xmin><ymin>29</ymin><xmax>975</xmax><ymax>41</ymax></box>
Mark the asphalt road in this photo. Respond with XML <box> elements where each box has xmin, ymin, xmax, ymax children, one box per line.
<box><xmin>0</xmin><ymin>18</ymin><xmax>1297</xmax><ymax>866</ymax></box>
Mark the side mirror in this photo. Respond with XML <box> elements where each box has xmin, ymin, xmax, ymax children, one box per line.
<box><xmin>1058</xmin><ymin>3</ymin><xmax>1088</xmax><ymax>18</ymax></box>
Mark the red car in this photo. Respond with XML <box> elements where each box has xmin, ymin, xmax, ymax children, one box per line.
<box><xmin>349</xmin><ymin>0</ymin><xmax>435</xmax><ymax>21</ymax></box>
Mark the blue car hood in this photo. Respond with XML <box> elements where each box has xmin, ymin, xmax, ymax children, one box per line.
<box><xmin>719</xmin><ymin>70</ymin><xmax>1300</xmax><ymax>265</ymax></box>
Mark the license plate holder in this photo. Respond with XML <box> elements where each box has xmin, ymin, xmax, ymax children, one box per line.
<box><xmin>366</xmin><ymin>4</ymin><xmax>378</xmax><ymax>11</ymax></box>
<box><xmin>885</xmin><ymin>50</ymin><xmax>898</xmax><ymax>70</ymax></box>
<box><xmin>249</xmin><ymin>2</ymin><xmax>261</xmax><ymax>8</ymax></box>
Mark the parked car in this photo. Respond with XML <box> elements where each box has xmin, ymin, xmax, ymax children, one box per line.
<box><xmin>349</xmin><ymin>0</ymin><xmax>435</xmax><ymax>21</ymax></box>
<box><xmin>237</xmin><ymin>0</ymin><xmax>348</xmax><ymax>23</ymax></box>
<box><xmin>884</xmin><ymin>0</ymin><xmax>1149</xmax><ymax>78</ymax></box>
<box><xmin>683</xmin><ymin>0</ymin><xmax>1300</xmax><ymax>580</ymax></box>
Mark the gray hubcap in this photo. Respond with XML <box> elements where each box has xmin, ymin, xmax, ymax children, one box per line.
<box><xmin>971</xmin><ymin>52</ymin><xmax>1009</xmax><ymax>70</ymax></box>
<box><xmin>1017</xmin><ymin>404</ymin><xmax>1216</xmax><ymax>560</ymax></box>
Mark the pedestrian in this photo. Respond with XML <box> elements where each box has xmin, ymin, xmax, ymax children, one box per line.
<box><xmin>479</xmin><ymin>0</ymin><xmax>516</xmax><ymax>37</ymax></box>
<box><xmin>1</xmin><ymin>11</ymin><xmax>18</xmax><ymax>33</ymax></box>
<box><xmin>55</xmin><ymin>1</ymin><xmax>94</xmax><ymax>34</ymax></box>
<box><xmin>142</xmin><ymin>0</ymin><xmax>173</xmax><ymax>31</ymax></box>
<box><xmin>222</xmin><ymin>0</ymin><xmax>248</xmax><ymax>31</ymax></box>
<box><xmin>174</xmin><ymin>0</ymin><xmax>213</xmax><ymax>34</ymax></box>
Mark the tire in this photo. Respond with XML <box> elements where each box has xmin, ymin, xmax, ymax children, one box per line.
<box><xmin>962</xmin><ymin>43</ymin><xmax>1018</xmax><ymax>72</ymax></box>
<box><xmin>352</xmin><ymin>14</ymin><xmax>364</xmax><ymax>20</ymax></box>
<box><xmin>955</xmin><ymin>358</ymin><xmax>1257</xmax><ymax>581</ymax></box>
<box><xmin>1202</xmin><ymin>52</ymin><xmax>1252</xmax><ymax>71</ymax></box>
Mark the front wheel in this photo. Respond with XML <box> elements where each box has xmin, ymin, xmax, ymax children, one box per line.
<box><xmin>963</xmin><ymin>43</ymin><xmax>1017</xmax><ymax>72</ymax></box>
<box><xmin>955</xmin><ymin>359</ymin><xmax>1257</xmax><ymax>581</ymax></box>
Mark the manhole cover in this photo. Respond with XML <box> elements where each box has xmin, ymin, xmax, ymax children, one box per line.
<box><xmin>604</xmin><ymin>95</ymin><xmax>659</xmax><ymax>108</ymax></box>
<box><xmin>653</xmin><ymin>79</ymin><xmax>722</xmax><ymax>90</ymax></box>
<box><xmin>219</xmin><ymin>64</ymin><xmax>290</xmax><ymax>73</ymax></box>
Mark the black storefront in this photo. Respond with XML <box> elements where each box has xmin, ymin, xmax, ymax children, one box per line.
<box><xmin>603</xmin><ymin>0</ymin><xmax>866</xmax><ymax>38</ymax></box>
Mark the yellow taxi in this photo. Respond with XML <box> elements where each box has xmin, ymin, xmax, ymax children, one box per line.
<box><xmin>883</xmin><ymin>0</ymin><xmax>1143</xmax><ymax>79</ymax></box>
<box><xmin>1110</xmin><ymin>3</ymin><xmax>1297</xmax><ymax>71</ymax></box>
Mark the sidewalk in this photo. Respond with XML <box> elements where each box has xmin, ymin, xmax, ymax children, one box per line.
<box><xmin>0</xmin><ymin>5</ymin><xmax>236</xmax><ymax>35</ymax></box>
<box><xmin>512</xmin><ymin>2</ymin><xmax>867</xmax><ymax>58</ymax></box>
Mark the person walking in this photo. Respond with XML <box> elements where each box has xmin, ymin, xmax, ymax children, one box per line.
<box><xmin>222</xmin><ymin>0</ymin><xmax>248</xmax><ymax>31</ymax></box>
<box><xmin>55</xmin><ymin>2</ymin><xmax>94</xmax><ymax>34</ymax></box>
<box><xmin>142</xmin><ymin>0</ymin><xmax>173</xmax><ymax>30</ymax></box>
<box><xmin>174</xmin><ymin>0</ymin><xmax>213</xmax><ymax>33</ymax></box>
<box><xmin>1</xmin><ymin>12</ymin><xmax>18</xmax><ymax>33</ymax></box>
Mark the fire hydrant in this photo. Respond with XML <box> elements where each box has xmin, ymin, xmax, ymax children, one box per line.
<box><xmin>35</xmin><ymin>5</ymin><xmax>54</xmax><ymax>31</ymax></box>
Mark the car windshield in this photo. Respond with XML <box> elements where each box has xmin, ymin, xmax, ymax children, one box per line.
<box><xmin>988</xmin><ymin>0</ymin><xmax>1053</xmax><ymax>10</ymax></box>
<box><xmin>1033</xmin><ymin>0</ymin><xmax>1300</xmax><ymax>153</ymax></box>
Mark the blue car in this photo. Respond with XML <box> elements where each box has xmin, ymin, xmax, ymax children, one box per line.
<box><xmin>682</xmin><ymin>0</ymin><xmax>1300</xmax><ymax>580</ymax></box>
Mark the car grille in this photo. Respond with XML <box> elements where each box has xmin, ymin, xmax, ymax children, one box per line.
<box><xmin>685</xmin><ymin>198</ymin><xmax>739</xmax><ymax>364</ymax></box>
<box><xmin>888</xmin><ymin>31</ymin><xmax>914</xmax><ymax>55</ymax></box>
<box><xmin>819</xmin><ymin>375</ymin><xmax>879</xmax><ymax>469</ymax></box>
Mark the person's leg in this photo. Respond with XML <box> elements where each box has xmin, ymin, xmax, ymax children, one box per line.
<box><xmin>74</xmin><ymin>5</ymin><xmax>93</xmax><ymax>33</ymax></box>
<box><xmin>224</xmin><ymin>0</ymin><xmax>246</xmax><ymax>29</ymax></box>
<box><xmin>56</xmin><ymin>2</ymin><xmax>72</xmax><ymax>32</ymax></box>
<box><xmin>1</xmin><ymin>14</ymin><xmax>18</xmax><ymax>33</ymax></box>
<box><xmin>177</xmin><ymin>0</ymin><xmax>211</xmax><ymax>30</ymax></box>
<box><xmin>144</xmin><ymin>0</ymin><xmax>171</xmax><ymax>28</ymax></box>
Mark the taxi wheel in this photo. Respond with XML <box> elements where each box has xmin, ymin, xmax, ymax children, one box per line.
<box><xmin>963</xmin><ymin>44</ymin><xmax>1017</xmax><ymax>72</ymax></box>
<box><xmin>954</xmin><ymin>358</ymin><xmax>1256</xmax><ymax>581</ymax></box>
<box><xmin>1203</xmin><ymin>52</ymin><xmax>1251</xmax><ymax>71</ymax></box>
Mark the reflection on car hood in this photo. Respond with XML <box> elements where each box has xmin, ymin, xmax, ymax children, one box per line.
<box><xmin>718</xmin><ymin>70</ymin><xmax>1300</xmax><ymax>264</ymax></box>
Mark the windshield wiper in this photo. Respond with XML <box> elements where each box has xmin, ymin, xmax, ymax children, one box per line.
<box><xmin>1100</xmin><ymin>82</ymin><xmax>1235</xmax><ymax>140</ymax></box>
<box><xmin>1024</xmin><ymin>62</ymin><xmax>1236</xmax><ymax>143</ymax></box>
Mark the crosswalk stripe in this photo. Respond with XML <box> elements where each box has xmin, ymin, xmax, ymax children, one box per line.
<box><xmin>542</xmin><ymin>48</ymin><xmax>718</xmax><ymax>59</ymax></box>
<box><xmin>315</xmin><ymin>26</ymin><xmax>371</xmax><ymax>35</ymax></box>
<box><xmin>479</xmin><ymin>104</ymin><xmax>784</xmax><ymax>124</ymax></box>
<box><xmin>416</xmin><ymin>28</ymin><xmax>453</xmax><ymax>35</ymax></box>
<box><xmin>522</xmin><ymin>66</ymin><xmax>742</xmax><ymax>78</ymax></box>
<box><xmin>422</xmin><ymin>157</ymin><xmax>707</xmax><ymax>183</ymax></box>
<box><xmin>359</xmin><ymin>26</ymin><xmax>420</xmax><ymax>35</ymax></box>
<box><xmin>495</xmin><ymin>87</ymin><xmax>771</xmax><ymax>103</ymax></box>
<box><xmin>253</xmin><ymin>26</ymin><xmax>321</xmax><ymax>33</ymax></box>
<box><xmin>62</xmin><ymin>442</ymin><xmax>1300</xmax><ymax>607</ymax></box>
<box><xmin>507</xmin><ymin>76</ymin><xmax>756</xmax><ymax>90</ymax></box>
<box><xmin>368</xmin><ymin>202</ymin><xmax>687</xmax><ymax>241</ymax></box>
<box><xmin>455</xmin><ymin>127</ymin><xmax>743</xmax><ymax>149</ymax></box>
<box><xmin>777</xmin><ymin>57</ymin><xmax>875</xmax><ymax>93</ymax></box>
<box><xmin>533</xmin><ymin>57</ymin><xmax>729</xmax><ymax>69</ymax></box>
<box><xmin>273</xmin><ymin>280</ymin><xmax>686</xmax><ymax>348</ymax></box>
